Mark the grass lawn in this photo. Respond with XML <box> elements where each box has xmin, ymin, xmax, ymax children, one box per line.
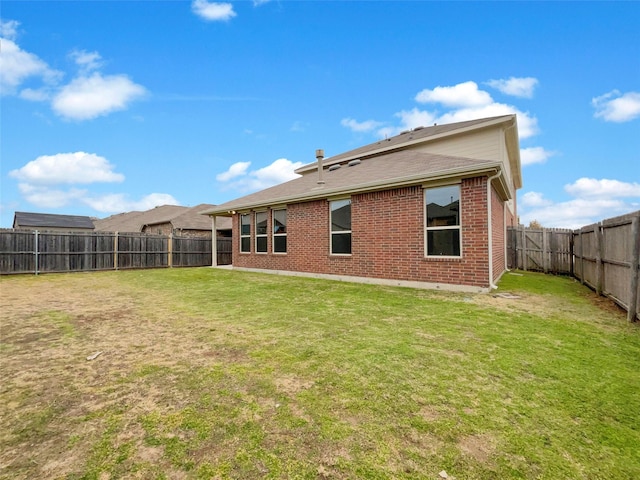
<box><xmin>1</xmin><ymin>268</ymin><xmax>639</xmax><ymax>479</ymax></box>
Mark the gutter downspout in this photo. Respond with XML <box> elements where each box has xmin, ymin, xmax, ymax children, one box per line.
<box><xmin>487</xmin><ymin>170</ymin><xmax>502</xmax><ymax>290</ymax></box>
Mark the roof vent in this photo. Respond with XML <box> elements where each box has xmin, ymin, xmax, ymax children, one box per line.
<box><xmin>413</xmin><ymin>126</ymin><xmax>424</xmax><ymax>131</ymax></box>
<box><xmin>328</xmin><ymin>164</ymin><xmax>341</xmax><ymax>172</ymax></box>
<box><xmin>348</xmin><ymin>159</ymin><xmax>361</xmax><ymax>167</ymax></box>
<box><xmin>400</xmin><ymin>130</ymin><xmax>410</xmax><ymax>135</ymax></box>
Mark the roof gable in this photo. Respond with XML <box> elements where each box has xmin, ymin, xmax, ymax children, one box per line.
<box><xmin>295</xmin><ymin>115</ymin><xmax>516</xmax><ymax>174</ymax></box>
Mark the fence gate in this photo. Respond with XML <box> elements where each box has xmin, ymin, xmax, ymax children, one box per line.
<box><xmin>508</xmin><ymin>226</ymin><xmax>573</xmax><ymax>275</ymax></box>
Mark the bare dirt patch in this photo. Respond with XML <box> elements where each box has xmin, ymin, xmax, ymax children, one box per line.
<box><xmin>0</xmin><ymin>273</ymin><xmax>222</xmax><ymax>479</ymax></box>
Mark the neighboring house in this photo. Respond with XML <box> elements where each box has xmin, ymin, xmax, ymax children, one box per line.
<box><xmin>94</xmin><ymin>204</ymin><xmax>231</xmax><ymax>238</ymax></box>
<box><xmin>203</xmin><ymin>115</ymin><xmax>522</xmax><ymax>292</ymax></box>
<box><xmin>12</xmin><ymin>212</ymin><xmax>95</xmax><ymax>232</ymax></box>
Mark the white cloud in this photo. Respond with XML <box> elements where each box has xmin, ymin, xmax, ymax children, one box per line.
<box><xmin>192</xmin><ymin>0</ymin><xmax>236</xmax><ymax>21</ymax></box>
<box><xmin>436</xmin><ymin>103</ymin><xmax>539</xmax><ymax>139</ymax></box>
<box><xmin>52</xmin><ymin>73</ymin><xmax>146</xmax><ymax>120</ymax></box>
<box><xmin>487</xmin><ymin>77</ymin><xmax>539</xmax><ymax>98</ymax></box>
<box><xmin>344</xmin><ymin>80</ymin><xmax>540</xmax><ymax>140</ymax></box>
<box><xmin>70</xmin><ymin>49</ymin><xmax>103</xmax><ymax>74</ymax></box>
<box><xmin>341</xmin><ymin>117</ymin><xmax>384</xmax><ymax>133</ymax></box>
<box><xmin>17</xmin><ymin>183</ymin><xmax>87</xmax><ymax>209</ymax></box>
<box><xmin>521</xmin><ymin>191</ymin><xmax>553</xmax><ymax>207</ymax></box>
<box><xmin>83</xmin><ymin>193</ymin><xmax>180</xmax><ymax>213</ymax></box>
<box><xmin>9</xmin><ymin>152</ymin><xmax>125</xmax><ymax>185</ymax></box>
<box><xmin>520</xmin><ymin>146</ymin><xmax>556</xmax><ymax>166</ymax></box>
<box><xmin>217</xmin><ymin>158</ymin><xmax>303</xmax><ymax>192</ymax></box>
<box><xmin>19</xmin><ymin>87</ymin><xmax>50</xmax><ymax>102</ymax></box>
<box><xmin>0</xmin><ymin>19</ymin><xmax>19</xmax><ymax>39</ymax></box>
<box><xmin>0</xmin><ymin>31</ymin><xmax>62</xmax><ymax>95</ymax></box>
<box><xmin>592</xmin><ymin>90</ymin><xmax>640</xmax><ymax>123</ymax></box>
<box><xmin>519</xmin><ymin>178</ymin><xmax>640</xmax><ymax>228</ymax></box>
<box><xmin>415</xmin><ymin>81</ymin><xmax>493</xmax><ymax>108</ymax></box>
<box><xmin>216</xmin><ymin>161</ymin><xmax>251</xmax><ymax>182</ymax></box>
<box><xmin>564</xmin><ymin>177</ymin><xmax>640</xmax><ymax>198</ymax></box>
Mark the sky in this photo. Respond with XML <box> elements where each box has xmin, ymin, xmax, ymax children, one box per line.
<box><xmin>1</xmin><ymin>0</ymin><xmax>639</xmax><ymax>229</ymax></box>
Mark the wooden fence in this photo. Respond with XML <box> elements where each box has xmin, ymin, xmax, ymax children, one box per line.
<box><xmin>508</xmin><ymin>210</ymin><xmax>640</xmax><ymax>322</ymax></box>
<box><xmin>0</xmin><ymin>230</ymin><xmax>232</xmax><ymax>275</ymax></box>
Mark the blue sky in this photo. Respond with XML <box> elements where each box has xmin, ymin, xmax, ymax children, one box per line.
<box><xmin>1</xmin><ymin>0</ymin><xmax>639</xmax><ymax>229</ymax></box>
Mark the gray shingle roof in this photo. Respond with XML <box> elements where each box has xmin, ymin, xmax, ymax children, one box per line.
<box><xmin>204</xmin><ymin>150</ymin><xmax>500</xmax><ymax>215</ymax></box>
<box><xmin>93</xmin><ymin>205</ymin><xmax>186</xmax><ymax>233</ymax></box>
<box><xmin>93</xmin><ymin>204</ymin><xmax>231</xmax><ymax>232</ymax></box>
<box><xmin>13</xmin><ymin>212</ymin><xmax>95</xmax><ymax>229</ymax></box>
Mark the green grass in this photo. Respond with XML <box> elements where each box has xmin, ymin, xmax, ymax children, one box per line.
<box><xmin>1</xmin><ymin>268</ymin><xmax>638</xmax><ymax>479</ymax></box>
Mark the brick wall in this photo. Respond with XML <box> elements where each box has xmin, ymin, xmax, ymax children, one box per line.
<box><xmin>232</xmin><ymin>176</ymin><xmax>502</xmax><ymax>288</ymax></box>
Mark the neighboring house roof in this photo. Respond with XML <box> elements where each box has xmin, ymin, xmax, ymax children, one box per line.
<box><xmin>93</xmin><ymin>205</ymin><xmax>186</xmax><ymax>232</ymax></box>
<box><xmin>93</xmin><ymin>204</ymin><xmax>231</xmax><ymax>232</ymax></box>
<box><xmin>203</xmin><ymin>115</ymin><xmax>520</xmax><ymax>217</ymax></box>
<box><xmin>13</xmin><ymin>212</ymin><xmax>95</xmax><ymax>229</ymax></box>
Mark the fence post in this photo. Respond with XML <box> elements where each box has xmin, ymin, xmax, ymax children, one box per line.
<box><xmin>521</xmin><ymin>227</ymin><xmax>527</xmax><ymax>271</ymax></box>
<box><xmin>114</xmin><ymin>232</ymin><xmax>119</xmax><ymax>271</ymax></box>
<box><xmin>168</xmin><ymin>232</ymin><xmax>173</xmax><ymax>268</ymax></box>
<box><xmin>543</xmin><ymin>228</ymin><xmax>549</xmax><ymax>274</ymax></box>
<box><xmin>628</xmin><ymin>215</ymin><xmax>640</xmax><ymax>322</ymax></box>
<box><xmin>34</xmin><ymin>230</ymin><xmax>39</xmax><ymax>275</ymax></box>
<box><xmin>594</xmin><ymin>223</ymin><xmax>604</xmax><ymax>296</ymax></box>
<box><xmin>569</xmin><ymin>232</ymin><xmax>574</xmax><ymax>278</ymax></box>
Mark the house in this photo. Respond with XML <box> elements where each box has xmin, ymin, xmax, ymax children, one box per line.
<box><xmin>93</xmin><ymin>204</ymin><xmax>231</xmax><ymax>238</ymax></box>
<box><xmin>12</xmin><ymin>212</ymin><xmax>95</xmax><ymax>232</ymax></box>
<box><xmin>203</xmin><ymin>115</ymin><xmax>521</xmax><ymax>292</ymax></box>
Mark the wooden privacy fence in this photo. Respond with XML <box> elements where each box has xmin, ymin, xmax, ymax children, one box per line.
<box><xmin>0</xmin><ymin>230</ymin><xmax>232</xmax><ymax>275</ymax></box>
<box><xmin>508</xmin><ymin>210</ymin><xmax>640</xmax><ymax>322</ymax></box>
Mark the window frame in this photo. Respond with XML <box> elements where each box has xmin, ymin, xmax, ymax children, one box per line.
<box><xmin>255</xmin><ymin>210</ymin><xmax>268</xmax><ymax>254</ymax></box>
<box><xmin>272</xmin><ymin>208</ymin><xmax>287</xmax><ymax>254</ymax></box>
<box><xmin>330</xmin><ymin>198</ymin><xmax>352</xmax><ymax>256</ymax></box>
<box><xmin>424</xmin><ymin>184</ymin><xmax>462</xmax><ymax>258</ymax></box>
<box><xmin>240</xmin><ymin>213</ymin><xmax>251</xmax><ymax>253</ymax></box>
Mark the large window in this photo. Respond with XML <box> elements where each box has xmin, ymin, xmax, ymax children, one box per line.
<box><xmin>330</xmin><ymin>199</ymin><xmax>351</xmax><ymax>255</ymax></box>
<box><xmin>425</xmin><ymin>185</ymin><xmax>461</xmax><ymax>257</ymax></box>
<box><xmin>240</xmin><ymin>214</ymin><xmax>251</xmax><ymax>253</ymax></box>
<box><xmin>273</xmin><ymin>209</ymin><xmax>287</xmax><ymax>253</ymax></box>
<box><xmin>255</xmin><ymin>211</ymin><xmax>268</xmax><ymax>253</ymax></box>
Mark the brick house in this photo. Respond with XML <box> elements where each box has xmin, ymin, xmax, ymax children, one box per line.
<box><xmin>203</xmin><ymin>115</ymin><xmax>521</xmax><ymax>292</ymax></box>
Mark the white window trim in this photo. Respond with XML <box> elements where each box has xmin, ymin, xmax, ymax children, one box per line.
<box><xmin>424</xmin><ymin>186</ymin><xmax>463</xmax><ymax>259</ymax></box>
<box><xmin>272</xmin><ymin>208</ymin><xmax>287</xmax><ymax>254</ymax></box>
<box><xmin>240</xmin><ymin>213</ymin><xmax>251</xmax><ymax>254</ymax></box>
<box><xmin>330</xmin><ymin>198</ymin><xmax>352</xmax><ymax>256</ymax></box>
<box><xmin>255</xmin><ymin>210</ymin><xmax>268</xmax><ymax>254</ymax></box>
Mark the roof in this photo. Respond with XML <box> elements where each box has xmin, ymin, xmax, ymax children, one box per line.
<box><xmin>203</xmin><ymin>115</ymin><xmax>519</xmax><ymax>216</ymax></box>
<box><xmin>295</xmin><ymin>115</ymin><xmax>517</xmax><ymax>173</ymax></box>
<box><xmin>204</xmin><ymin>150</ymin><xmax>502</xmax><ymax>215</ymax></box>
<box><xmin>13</xmin><ymin>212</ymin><xmax>95</xmax><ymax>229</ymax></box>
<box><xmin>93</xmin><ymin>204</ymin><xmax>231</xmax><ymax>232</ymax></box>
<box><xmin>93</xmin><ymin>205</ymin><xmax>186</xmax><ymax>233</ymax></box>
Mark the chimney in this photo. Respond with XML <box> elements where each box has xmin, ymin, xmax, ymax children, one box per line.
<box><xmin>316</xmin><ymin>149</ymin><xmax>325</xmax><ymax>185</ymax></box>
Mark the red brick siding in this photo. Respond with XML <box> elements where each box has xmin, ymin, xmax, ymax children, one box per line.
<box><xmin>232</xmin><ymin>176</ymin><xmax>497</xmax><ymax>288</ymax></box>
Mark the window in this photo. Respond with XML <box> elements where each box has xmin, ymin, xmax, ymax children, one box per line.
<box><xmin>273</xmin><ymin>209</ymin><xmax>287</xmax><ymax>253</ymax></box>
<box><xmin>330</xmin><ymin>199</ymin><xmax>351</xmax><ymax>255</ymax></box>
<box><xmin>255</xmin><ymin>211</ymin><xmax>268</xmax><ymax>253</ymax></box>
<box><xmin>240</xmin><ymin>214</ymin><xmax>251</xmax><ymax>253</ymax></box>
<box><xmin>425</xmin><ymin>185</ymin><xmax>461</xmax><ymax>257</ymax></box>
